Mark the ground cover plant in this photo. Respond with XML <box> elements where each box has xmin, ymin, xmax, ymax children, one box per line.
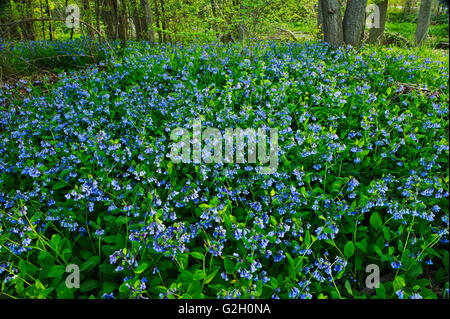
<box><xmin>0</xmin><ymin>39</ymin><xmax>448</xmax><ymax>299</ymax></box>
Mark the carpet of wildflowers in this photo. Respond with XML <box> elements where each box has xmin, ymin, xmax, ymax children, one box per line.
<box><xmin>0</xmin><ymin>40</ymin><xmax>448</xmax><ymax>299</ymax></box>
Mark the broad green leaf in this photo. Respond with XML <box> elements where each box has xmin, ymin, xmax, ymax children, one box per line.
<box><xmin>370</xmin><ymin>212</ymin><xmax>383</xmax><ymax>230</ymax></box>
<box><xmin>344</xmin><ymin>241</ymin><xmax>355</xmax><ymax>258</ymax></box>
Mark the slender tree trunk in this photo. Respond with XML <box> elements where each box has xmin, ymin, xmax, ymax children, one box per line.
<box><xmin>415</xmin><ymin>0</ymin><xmax>433</xmax><ymax>46</ymax></box>
<box><xmin>238</xmin><ymin>0</ymin><xmax>245</xmax><ymax>41</ymax></box>
<box><xmin>159</xmin><ymin>0</ymin><xmax>168</xmax><ymax>42</ymax></box>
<box><xmin>343</xmin><ymin>0</ymin><xmax>368</xmax><ymax>47</ymax></box>
<box><xmin>117</xmin><ymin>0</ymin><xmax>128</xmax><ymax>41</ymax></box>
<box><xmin>39</xmin><ymin>0</ymin><xmax>45</xmax><ymax>40</ymax></box>
<box><xmin>153</xmin><ymin>0</ymin><xmax>162</xmax><ymax>42</ymax></box>
<box><xmin>131</xmin><ymin>0</ymin><xmax>143</xmax><ymax>39</ymax></box>
<box><xmin>317</xmin><ymin>0</ymin><xmax>323</xmax><ymax>36</ymax></box>
<box><xmin>368</xmin><ymin>0</ymin><xmax>388</xmax><ymax>44</ymax></box>
<box><xmin>210</xmin><ymin>0</ymin><xmax>219</xmax><ymax>40</ymax></box>
<box><xmin>95</xmin><ymin>0</ymin><xmax>103</xmax><ymax>43</ymax></box>
<box><xmin>95</xmin><ymin>0</ymin><xmax>101</xmax><ymax>31</ymax></box>
<box><xmin>45</xmin><ymin>0</ymin><xmax>52</xmax><ymax>40</ymax></box>
<box><xmin>320</xmin><ymin>0</ymin><xmax>343</xmax><ymax>46</ymax></box>
<box><xmin>403</xmin><ymin>0</ymin><xmax>416</xmax><ymax>16</ymax></box>
<box><xmin>141</xmin><ymin>0</ymin><xmax>155</xmax><ymax>41</ymax></box>
<box><xmin>102</xmin><ymin>0</ymin><xmax>119</xmax><ymax>40</ymax></box>
<box><xmin>22</xmin><ymin>0</ymin><xmax>35</xmax><ymax>40</ymax></box>
<box><xmin>82</xmin><ymin>0</ymin><xmax>95</xmax><ymax>39</ymax></box>
<box><xmin>0</xmin><ymin>0</ymin><xmax>19</xmax><ymax>40</ymax></box>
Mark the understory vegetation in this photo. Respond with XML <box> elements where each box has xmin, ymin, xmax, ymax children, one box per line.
<box><xmin>0</xmin><ymin>39</ymin><xmax>448</xmax><ymax>299</ymax></box>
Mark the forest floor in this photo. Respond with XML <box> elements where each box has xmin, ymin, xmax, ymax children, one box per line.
<box><xmin>0</xmin><ymin>40</ymin><xmax>448</xmax><ymax>299</ymax></box>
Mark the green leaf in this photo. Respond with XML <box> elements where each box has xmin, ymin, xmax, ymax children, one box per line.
<box><xmin>57</xmin><ymin>282</ymin><xmax>74</xmax><ymax>299</ymax></box>
<box><xmin>355</xmin><ymin>239</ymin><xmax>368</xmax><ymax>253</ymax></box>
<box><xmin>102</xmin><ymin>282</ymin><xmax>117</xmax><ymax>294</ymax></box>
<box><xmin>204</xmin><ymin>268</ymin><xmax>219</xmax><ymax>284</ymax></box>
<box><xmin>45</xmin><ymin>265</ymin><xmax>65</xmax><ymax>278</ymax></box>
<box><xmin>370</xmin><ymin>212</ymin><xmax>383</xmax><ymax>230</ymax></box>
<box><xmin>188</xmin><ymin>280</ymin><xmax>202</xmax><ymax>296</ymax></box>
<box><xmin>115</xmin><ymin>216</ymin><xmax>128</xmax><ymax>225</ymax></box>
<box><xmin>80</xmin><ymin>256</ymin><xmax>99</xmax><ymax>272</ymax></box>
<box><xmin>35</xmin><ymin>279</ymin><xmax>45</xmax><ymax>291</ymax></box>
<box><xmin>53</xmin><ymin>181</ymin><xmax>68</xmax><ymax>190</ymax></box>
<box><xmin>37</xmin><ymin>251</ymin><xmax>54</xmax><ymax>268</ymax></box>
<box><xmin>393</xmin><ymin>276</ymin><xmax>406</xmax><ymax>292</ymax></box>
<box><xmin>18</xmin><ymin>259</ymin><xmax>28</xmax><ymax>274</ymax></box>
<box><xmin>193</xmin><ymin>270</ymin><xmax>206</xmax><ymax>280</ymax></box>
<box><xmin>191</xmin><ymin>252</ymin><xmax>204</xmax><ymax>260</ymax></box>
<box><xmin>224</xmin><ymin>258</ymin><xmax>235</xmax><ymax>274</ymax></box>
<box><xmin>119</xmin><ymin>283</ymin><xmax>130</xmax><ymax>294</ymax></box>
<box><xmin>344</xmin><ymin>241</ymin><xmax>355</xmax><ymax>258</ymax></box>
<box><xmin>80</xmin><ymin>280</ymin><xmax>99</xmax><ymax>293</ymax></box>
<box><xmin>345</xmin><ymin>280</ymin><xmax>353</xmax><ymax>296</ymax></box>
<box><xmin>179</xmin><ymin>270</ymin><xmax>194</xmax><ymax>283</ymax></box>
<box><xmin>135</xmin><ymin>263</ymin><xmax>148</xmax><ymax>274</ymax></box>
<box><xmin>51</xmin><ymin>234</ymin><xmax>61</xmax><ymax>250</ymax></box>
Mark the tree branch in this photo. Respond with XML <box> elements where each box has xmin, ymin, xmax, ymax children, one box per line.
<box><xmin>274</xmin><ymin>26</ymin><xmax>298</xmax><ymax>42</ymax></box>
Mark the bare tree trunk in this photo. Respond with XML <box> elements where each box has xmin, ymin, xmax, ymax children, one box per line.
<box><xmin>403</xmin><ymin>0</ymin><xmax>417</xmax><ymax>16</ymax></box>
<box><xmin>82</xmin><ymin>0</ymin><xmax>96</xmax><ymax>39</ymax></box>
<box><xmin>141</xmin><ymin>0</ymin><xmax>155</xmax><ymax>41</ymax></box>
<box><xmin>415</xmin><ymin>0</ymin><xmax>432</xmax><ymax>46</ymax></box>
<box><xmin>102</xmin><ymin>0</ymin><xmax>118</xmax><ymax>39</ymax></box>
<box><xmin>131</xmin><ymin>0</ymin><xmax>144</xmax><ymax>39</ymax></box>
<box><xmin>95</xmin><ymin>0</ymin><xmax>101</xmax><ymax>31</ymax></box>
<box><xmin>238</xmin><ymin>0</ymin><xmax>245</xmax><ymax>41</ymax></box>
<box><xmin>210</xmin><ymin>0</ymin><xmax>220</xmax><ymax>40</ymax></box>
<box><xmin>21</xmin><ymin>0</ymin><xmax>35</xmax><ymax>40</ymax></box>
<box><xmin>343</xmin><ymin>0</ymin><xmax>367</xmax><ymax>47</ymax></box>
<box><xmin>44</xmin><ymin>0</ymin><xmax>53</xmax><ymax>40</ymax></box>
<box><xmin>320</xmin><ymin>0</ymin><xmax>343</xmax><ymax>46</ymax></box>
<box><xmin>159</xmin><ymin>0</ymin><xmax>168</xmax><ymax>42</ymax></box>
<box><xmin>39</xmin><ymin>0</ymin><xmax>46</xmax><ymax>40</ymax></box>
<box><xmin>117</xmin><ymin>0</ymin><xmax>128</xmax><ymax>41</ymax></box>
<box><xmin>153</xmin><ymin>0</ymin><xmax>162</xmax><ymax>42</ymax></box>
<box><xmin>368</xmin><ymin>0</ymin><xmax>388</xmax><ymax>44</ymax></box>
<box><xmin>317</xmin><ymin>0</ymin><xmax>323</xmax><ymax>36</ymax></box>
<box><xmin>0</xmin><ymin>0</ymin><xmax>20</xmax><ymax>40</ymax></box>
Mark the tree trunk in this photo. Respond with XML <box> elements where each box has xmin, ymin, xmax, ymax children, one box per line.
<box><xmin>238</xmin><ymin>1</ymin><xmax>245</xmax><ymax>41</ymax></box>
<box><xmin>343</xmin><ymin>0</ymin><xmax>367</xmax><ymax>47</ymax></box>
<box><xmin>320</xmin><ymin>0</ymin><xmax>343</xmax><ymax>46</ymax></box>
<box><xmin>45</xmin><ymin>0</ymin><xmax>53</xmax><ymax>40</ymax></box>
<box><xmin>95</xmin><ymin>0</ymin><xmax>102</xmax><ymax>43</ymax></box>
<box><xmin>102</xmin><ymin>0</ymin><xmax>118</xmax><ymax>40</ymax></box>
<box><xmin>82</xmin><ymin>0</ymin><xmax>95</xmax><ymax>39</ymax></box>
<box><xmin>368</xmin><ymin>0</ymin><xmax>388</xmax><ymax>44</ymax></box>
<box><xmin>317</xmin><ymin>0</ymin><xmax>323</xmax><ymax>35</ymax></box>
<box><xmin>415</xmin><ymin>0</ymin><xmax>432</xmax><ymax>46</ymax></box>
<box><xmin>141</xmin><ymin>0</ymin><xmax>155</xmax><ymax>41</ymax></box>
<box><xmin>0</xmin><ymin>0</ymin><xmax>20</xmax><ymax>40</ymax></box>
<box><xmin>39</xmin><ymin>0</ymin><xmax>46</xmax><ymax>40</ymax></box>
<box><xmin>21</xmin><ymin>0</ymin><xmax>35</xmax><ymax>40</ymax></box>
<box><xmin>153</xmin><ymin>0</ymin><xmax>162</xmax><ymax>42</ymax></box>
<box><xmin>131</xmin><ymin>0</ymin><xmax>145</xmax><ymax>39</ymax></box>
<box><xmin>210</xmin><ymin>0</ymin><xmax>220</xmax><ymax>40</ymax></box>
<box><xmin>403</xmin><ymin>0</ymin><xmax>416</xmax><ymax>16</ymax></box>
<box><xmin>159</xmin><ymin>0</ymin><xmax>168</xmax><ymax>42</ymax></box>
<box><xmin>117</xmin><ymin>0</ymin><xmax>128</xmax><ymax>41</ymax></box>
